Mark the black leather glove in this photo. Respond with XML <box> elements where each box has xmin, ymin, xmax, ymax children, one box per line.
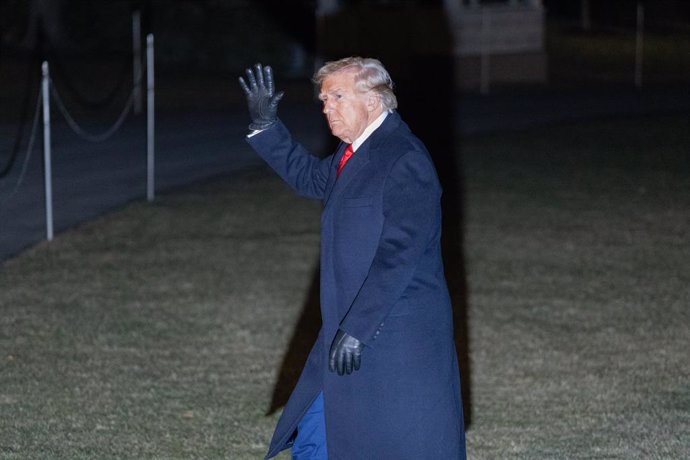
<box><xmin>329</xmin><ymin>329</ymin><xmax>364</xmax><ymax>376</ymax></box>
<box><xmin>238</xmin><ymin>63</ymin><xmax>284</xmax><ymax>131</ymax></box>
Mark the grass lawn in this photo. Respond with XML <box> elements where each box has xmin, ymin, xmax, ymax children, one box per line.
<box><xmin>1</xmin><ymin>114</ymin><xmax>689</xmax><ymax>458</ymax></box>
<box><xmin>461</xmin><ymin>115</ymin><xmax>689</xmax><ymax>458</ymax></box>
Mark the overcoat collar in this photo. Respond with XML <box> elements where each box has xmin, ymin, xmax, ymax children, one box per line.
<box><xmin>323</xmin><ymin>111</ymin><xmax>402</xmax><ymax>207</ymax></box>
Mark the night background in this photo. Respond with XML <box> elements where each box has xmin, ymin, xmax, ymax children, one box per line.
<box><xmin>1</xmin><ymin>0</ymin><xmax>688</xmax><ymax>116</ymax></box>
<box><xmin>0</xmin><ymin>1</ymin><xmax>689</xmax><ymax>458</ymax></box>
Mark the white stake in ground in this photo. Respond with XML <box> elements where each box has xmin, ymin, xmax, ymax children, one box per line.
<box><xmin>41</xmin><ymin>61</ymin><xmax>54</xmax><ymax>241</ymax></box>
<box><xmin>133</xmin><ymin>10</ymin><xmax>143</xmax><ymax>115</ymax></box>
<box><xmin>146</xmin><ymin>33</ymin><xmax>155</xmax><ymax>202</ymax></box>
<box><xmin>635</xmin><ymin>2</ymin><xmax>644</xmax><ymax>89</ymax></box>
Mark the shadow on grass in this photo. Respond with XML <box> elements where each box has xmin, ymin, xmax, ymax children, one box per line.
<box><xmin>266</xmin><ymin>268</ymin><xmax>321</xmax><ymax>415</ymax></box>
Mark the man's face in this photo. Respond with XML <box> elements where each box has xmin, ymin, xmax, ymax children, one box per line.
<box><xmin>319</xmin><ymin>70</ymin><xmax>374</xmax><ymax>144</ymax></box>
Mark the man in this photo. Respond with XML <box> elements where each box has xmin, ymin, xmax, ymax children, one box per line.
<box><xmin>239</xmin><ymin>57</ymin><xmax>466</xmax><ymax>459</ymax></box>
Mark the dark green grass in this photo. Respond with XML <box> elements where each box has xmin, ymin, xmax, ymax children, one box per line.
<box><xmin>1</xmin><ymin>115</ymin><xmax>689</xmax><ymax>458</ymax></box>
<box><xmin>0</xmin><ymin>172</ymin><xmax>322</xmax><ymax>459</ymax></box>
<box><xmin>462</xmin><ymin>115</ymin><xmax>689</xmax><ymax>458</ymax></box>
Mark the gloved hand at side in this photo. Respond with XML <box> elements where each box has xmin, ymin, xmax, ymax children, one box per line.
<box><xmin>329</xmin><ymin>329</ymin><xmax>364</xmax><ymax>376</ymax></box>
<box><xmin>238</xmin><ymin>63</ymin><xmax>284</xmax><ymax>131</ymax></box>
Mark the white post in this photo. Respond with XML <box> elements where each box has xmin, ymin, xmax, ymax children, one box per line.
<box><xmin>581</xmin><ymin>0</ymin><xmax>592</xmax><ymax>32</ymax></box>
<box><xmin>132</xmin><ymin>10</ymin><xmax>143</xmax><ymax>114</ymax></box>
<box><xmin>41</xmin><ymin>61</ymin><xmax>54</xmax><ymax>241</ymax></box>
<box><xmin>635</xmin><ymin>2</ymin><xmax>644</xmax><ymax>89</ymax></box>
<box><xmin>480</xmin><ymin>6</ymin><xmax>491</xmax><ymax>95</ymax></box>
<box><xmin>146</xmin><ymin>33</ymin><xmax>155</xmax><ymax>202</ymax></box>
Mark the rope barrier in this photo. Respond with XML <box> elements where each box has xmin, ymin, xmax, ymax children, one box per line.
<box><xmin>1</xmin><ymin>31</ymin><xmax>154</xmax><ymax>240</ymax></box>
<box><xmin>50</xmin><ymin>80</ymin><xmax>135</xmax><ymax>143</ymax></box>
<box><xmin>1</xmin><ymin>15</ymin><xmax>154</xmax><ymax>245</ymax></box>
<box><xmin>0</xmin><ymin>88</ymin><xmax>42</xmax><ymax>211</ymax></box>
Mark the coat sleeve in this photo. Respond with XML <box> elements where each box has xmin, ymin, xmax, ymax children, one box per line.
<box><xmin>247</xmin><ymin>119</ymin><xmax>332</xmax><ymax>200</ymax></box>
<box><xmin>339</xmin><ymin>148</ymin><xmax>442</xmax><ymax>345</ymax></box>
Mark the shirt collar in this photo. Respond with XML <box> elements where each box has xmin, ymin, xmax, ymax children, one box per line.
<box><xmin>351</xmin><ymin>110</ymin><xmax>390</xmax><ymax>152</ymax></box>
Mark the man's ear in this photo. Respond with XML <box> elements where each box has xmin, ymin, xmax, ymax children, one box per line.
<box><xmin>366</xmin><ymin>92</ymin><xmax>381</xmax><ymax>112</ymax></box>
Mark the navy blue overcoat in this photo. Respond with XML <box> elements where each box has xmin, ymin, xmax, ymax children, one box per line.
<box><xmin>248</xmin><ymin>111</ymin><xmax>466</xmax><ymax>459</ymax></box>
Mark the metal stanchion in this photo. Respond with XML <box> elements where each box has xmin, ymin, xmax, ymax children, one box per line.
<box><xmin>146</xmin><ymin>33</ymin><xmax>155</xmax><ymax>202</ymax></box>
<box><xmin>41</xmin><ymin>62</ymin><xmax>54</xmax><ymax>241</ymax></box>
<box><xmin>635</xmin><ymin>2</ymin><xmax>644</xmax><ymax>89</ymax></box>
<box><xmin>133</xmin><ymin>10</ymin><xmax>143</xmax><ymax>114</ymax></box>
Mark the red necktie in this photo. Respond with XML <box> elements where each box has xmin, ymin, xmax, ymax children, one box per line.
<box><xmin>336</xmin><ymin>144</ymin><xmax>354</xmax><ymax>176</ymax></box>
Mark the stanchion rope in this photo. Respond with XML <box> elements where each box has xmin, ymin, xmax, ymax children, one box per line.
<box><xmin>50</xmin><ymin>78</ymin><xmax>135</xmax><ymax>143</ymax></box>
<box><xmin>0</xmin><ymin>88</ymin><xmax>42</xmax><ymax>211</ymax></box>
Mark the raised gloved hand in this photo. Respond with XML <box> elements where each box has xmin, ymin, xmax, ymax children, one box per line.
<box><xmin>329</xmin><ymin>329</ymin><xmax>364</xmax><ymax>376</ymax></box>
<box><xmin>238</xmin><ymin>63</ymin><xmax>284</xmax><ymax>131</ymax></box>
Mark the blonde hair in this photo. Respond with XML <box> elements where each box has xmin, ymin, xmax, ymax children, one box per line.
<box><xmin>313</xmin><ymin>56</ymin><xmax>398</xmax><ymax>110</ymax></box>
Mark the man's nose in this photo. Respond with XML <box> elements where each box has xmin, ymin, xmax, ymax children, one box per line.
<box><xmin>322</xmin><ymin>100</ymin><xmax>333</xmax><ymax>114</ymax></box>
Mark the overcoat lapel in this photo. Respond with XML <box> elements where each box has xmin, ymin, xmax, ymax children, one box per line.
<box><xmin>323</xmin><ymin>111</ymin><xmax>401</xmax><ymax>210</ymax></box>
<box><xmin>323</xmin><ymin>144</ymin><xmax>371</xmax><ymax>210</ymax></box>
<box><xmin>322</xmin><ymin>143</ymin><xmax>346</xmax><ymax>205</ymax></box>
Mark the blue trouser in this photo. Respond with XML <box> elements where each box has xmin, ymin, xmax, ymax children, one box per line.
<box><xmin>292</xmin><ymin>392</ymin><xmax>328</xmax><ymax>460</ymax></box>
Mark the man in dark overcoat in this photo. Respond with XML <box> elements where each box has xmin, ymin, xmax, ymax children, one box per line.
<box><xmin>239</xmin><ymin>57</ymin><xmax>466</xmax><ymax>459</ymax></box>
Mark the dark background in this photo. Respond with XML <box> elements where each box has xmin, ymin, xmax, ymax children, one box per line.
<box><xmin>1</xmin><ymin>1</ymin><xmax>688</xmax><ymax>81</ymax></box>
